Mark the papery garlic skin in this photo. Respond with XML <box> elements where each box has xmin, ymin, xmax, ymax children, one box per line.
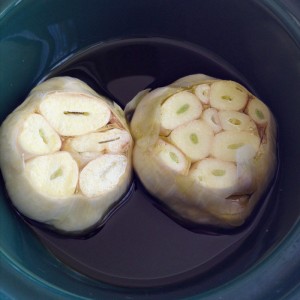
<box><xmin>0</xmin><ymin>77</ymin><xmax>133</xmax><ymax>233</ymax></box>
<box><xmin>126</xmin><ymin>74</ymin><xmax>277</xmax><ymax>228</ymax></box>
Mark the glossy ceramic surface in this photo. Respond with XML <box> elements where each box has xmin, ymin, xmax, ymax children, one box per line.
<box><xmin>1</xmin><ymin>0</ymin><xmax>300</xmax><ymax>299</ymax></box>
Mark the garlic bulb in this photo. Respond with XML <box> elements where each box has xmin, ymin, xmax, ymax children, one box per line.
<box><xmin>0</xmin><ymin>77</ymin><xmax>133</xmax><ymax>233</ymax></box>
<box><xmin>126</xmin><ymin>74</ymin><xmax>277</xmax><ymax>228</ymax></box>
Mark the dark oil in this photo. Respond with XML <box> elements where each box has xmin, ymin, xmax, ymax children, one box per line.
<box><xmin>28</xmin><ymin>37</ymin><xmax>279</xmax><ymax>289</ymax></box>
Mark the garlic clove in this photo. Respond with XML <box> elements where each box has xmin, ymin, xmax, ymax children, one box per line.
<box><xmin>201</xmin><ymin>108</ymin><xmax>222</xmax><ymax>133</ymax></box>
<box><xmin>246</xmin><ymin>97</ymin><xmax>270</xmax><ymax>125</ymax></box>
<box><xmin>160</xmin><ymin>90</ymin><xmax>202</xmax><ymax>131</ymax></box>
<box><xmin>194</xmin><ymin>84</ymin><xmax>210</xmax><ymax>104</ymax></box>
<box><xmin>169</xmin><ymin>120</ymin><xmax>214</xmax><ymax>162</ymax></box>
<box><xmin>211</xmin><ymin>131</ymin><xmax>260</xmax><ymax>162</ymax></box>
<box><xmin>65</xmin><ymin>128</ymin><xmax>131</xmax><ymax>154</ymax></box>
<box><xmin>39</xmin><ymin>92</ymin><xmax>111</xmax><ymax>136</ymax></box>
<box><xmin>190</xmin><ymin>158</ymin><xmax>238</xmax><ymax>190</ymax></box>
<box><xmin>25</xmin><ymin>151</ymin><xmax>78</xmax><ymax>198</ymax></box>
<box><xmin>79</xmin><ymin>154</ymin><xmax>128</xmax><ymax>198</ymax></box>
<box><xmin>218</xmin><ymin>110</ymin><xmax>252</xmax><ymax>131</ymax></box>
<box><xmin>154</xmin><ymin>139</ymin><xmax>190</xmax><ymax>174</ymax></box>
<box><xmin>210</xmin><ymin>81</ymin><xmax>248</xmax><ymax>111</ymax></box>
<box><xmin>18</xmin><ymin>113</ymin><xmax>61</xmax><ymax>155</ymax></box>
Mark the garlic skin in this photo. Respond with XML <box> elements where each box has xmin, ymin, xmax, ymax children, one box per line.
<box><xmin>0</xmin><ymin>77</ymin><xmax>133</xmax><ymax>233</ymax></box>
<box><xmin>126</xmin><ymin>74</ymin><xmax>277</xmax><ymax>228</ymax></box>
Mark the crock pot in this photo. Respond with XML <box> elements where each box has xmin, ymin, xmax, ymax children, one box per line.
<box><xmin>1</xmin><ymin>0</ymin><xmax>299</xmax><ymax>299</ymax></box>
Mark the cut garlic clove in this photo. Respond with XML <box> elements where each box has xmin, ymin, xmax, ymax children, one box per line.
<box><xmin>160</xmin><ymin>91</ymin><xmax>202</xmax><ymax>131</ymax></box>
<box><xmin>194</xmin><ymin>84</ymin><xmax>210</xmax><ymax>104</ymax></box>
<box><xmin>64</xmin><ymin>133</ymin><xmax>106</xmax><ymax>154</ymax></box>
<box><xmin>190</xmin><ymin>158</ymin><xmax>238</xmax><ymax>190</ymax></box>
<box><xmin>211</xmin><ymin>131</ymin><xmax>260</xmax><ymax>162</ymax></box>
<box><xmin>79</xmin><ymin>154</ymin><xmax>128</xmax><ymax>198</ymax></box>
<box><xmin>97</xmin><ymin>129</ymin><xmax>131</xmax><ymax>153</ymax></box>
<box><xmin>169</xmin><ymin>120</ymin><xmax>214</xmax><ymax>162</ymax></box>
<box><xmin>25</xmin><ymin>151</ymin><xmax>78</xmax><ymax>198</ymax></box>
<box><xmin>210</xmin><ymin>81</ymin><xmax>248</xmax><ymax>111</ymax></box>
<box><xmin>18</xmin><ymin>113</ymin><xmax>61</xmax><ymax>155</ymax></box>
<box><xmin>155</xmin><ymin>139</ymin><xmax>190</xmax><ymax>174</ymax></box>
<box><xmin>246</xmin><ymin>97</ymin><xmax>270</xmax><ymax>125</ymax></box>
<box><xmin>218</xmin><ymin>111</ymin><xmax>252</xmax><ymax>131</ymax></box>
<box><xmin>201</xmin><ymin>108</ymin><xmax>222</xmax><ymax>133</ymax></box>
<box><xmin>65</xmin><ymin>128</ymin><xmax>131</xmax><ymax>154</ymax></box>
<box><xmin>39</xmin><ymin>92</ymin><xmax>111</xmax><ymax>136</ymax></box>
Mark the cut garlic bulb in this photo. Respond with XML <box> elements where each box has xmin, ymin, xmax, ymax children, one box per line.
<box><xmin>127</xmin><ymin>74</ymin><xmax>277</xmax><ymax>228</ymax></box>
<box><xmin>0</xmin><ymin>76</ymin><xmax>133</xmax><ymax>233</ymax></box>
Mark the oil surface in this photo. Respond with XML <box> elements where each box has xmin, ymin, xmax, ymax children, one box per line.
<box><xmin>29</xmin><ymin>37</ymin><xmax>279</xmax><ymax>288</ymax></box>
